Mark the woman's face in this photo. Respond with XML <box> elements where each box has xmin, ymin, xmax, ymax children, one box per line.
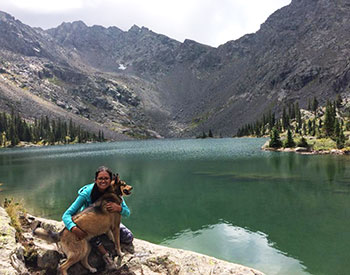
<box><xmin>95</xmin><ymin>170</ymin><xmax>111</xmax><ymax>192</ymax></box>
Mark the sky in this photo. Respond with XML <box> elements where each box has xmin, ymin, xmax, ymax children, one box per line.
<box><xmin>0</xmin><ymin>0</ymin><xmax>291</xmax><ymax>47</ymax></box>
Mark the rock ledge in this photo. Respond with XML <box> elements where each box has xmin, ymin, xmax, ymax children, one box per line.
<box><xmin>0</xmin><ymin>206</ymin><xmax>264</xmax><ymax>275</ymax></box>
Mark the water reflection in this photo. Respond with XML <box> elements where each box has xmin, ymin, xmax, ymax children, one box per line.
<box><xmin>326</xmin><ymin>158</ymin><xmax>336</xmax><ymax>183</ymax></box>
<box><xmin>162</xmin><ymin>222</ymin><xmax>309</xmax><ymax>275</ymax></box>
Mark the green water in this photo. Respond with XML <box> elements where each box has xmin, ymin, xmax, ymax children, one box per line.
<box><xmin>1</xmin><ymin>138</ymin><xmax>350</xmax><ymax>275</ymax></box>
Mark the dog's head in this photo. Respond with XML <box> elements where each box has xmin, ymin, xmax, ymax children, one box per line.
<box><xmin>111</xmin><ymin>174</ymin><xmax>133</xmax><ymax>197</ymax></box>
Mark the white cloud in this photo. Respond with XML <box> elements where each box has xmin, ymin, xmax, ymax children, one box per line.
<box><xmin>0</xmin><ymin>0</ymin><xmax>291</xmax><ymax>47</ymax></box>
<box><xmin>3</xmin><ymin>0</ymin><xmax>86</xmax><ymax>12</ymax></box>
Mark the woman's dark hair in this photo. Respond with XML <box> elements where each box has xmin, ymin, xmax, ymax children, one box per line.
<box><xmin>95</xmin><ymin>166</ymin><xmax>113</xmax><ymax>180</ymax></box>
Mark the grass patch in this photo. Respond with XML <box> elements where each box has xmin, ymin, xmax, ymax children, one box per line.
<box><xmin>3</xmin><ymin>198</ymin><xmax>39</xmax><ymax>267</ymax></box>
<box><xmin>190</xmin><ymin>111</ymin><xmax>211</xmax><ymax>129</ymax></box>
<box><xmin>47</xmin><ymin>76</ymin><xmax>64</xmax><ymax>86</ymax></box>
<box><xmin>125</xmin><ymin>131</ymin><xmax>149</xmax><ymax>139</ymax></box>
<box><xmin>309</xmin><ymin>138</ymin><xmax>336</xmax><ymax>151</ymax></box>
<box><xmin>3</xmin><ymin>198</ymin><xmax>26</xmax><ymax>241</ymax></box>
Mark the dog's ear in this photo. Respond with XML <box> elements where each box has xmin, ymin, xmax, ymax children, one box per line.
<box><xmin>116</xmin><ymin>173</ymin><xmax>121</xmax><ymax>184</ymax></box>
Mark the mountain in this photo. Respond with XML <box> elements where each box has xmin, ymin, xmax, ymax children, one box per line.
<box><xmin>0</xmin><ymin>12</ymin><xmax>149</xmax><ymax>139</ymax></box>
<box><xmin>1</xmin><ymin>0</ymin><xmax>350</xmax><ymax>139</ymax></box>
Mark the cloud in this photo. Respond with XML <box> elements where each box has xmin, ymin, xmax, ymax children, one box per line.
<box><xmin>2</xmin><ymin>0</ymin><xmax>87</xmax><ymax>13</ymax></box>
<box><xmin>0</xmin><ymin>0</ymin><xmax>291</xmax><ymax>47</ymax></box>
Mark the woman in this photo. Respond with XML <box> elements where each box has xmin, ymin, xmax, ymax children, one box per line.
<box><xmin>62</xmin><ymin>166</ymin><xmax>133</xmax><ymax>268</ymax></box>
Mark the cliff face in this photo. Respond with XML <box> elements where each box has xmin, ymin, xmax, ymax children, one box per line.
<box><xmin>1</xmin><ymin>0</ymin><xmax>350</xmax><ymax>137</ymax></box>
<box><xmin>189</xmin><ymin>0</ymin><xmax>350</xmax><ymax>135</ymax></box>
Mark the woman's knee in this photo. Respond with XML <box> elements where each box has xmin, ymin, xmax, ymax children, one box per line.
<box><xmin>120</xmin><ymin>224</ymin><xmax>133</xmax><ymax>244</ymax></box>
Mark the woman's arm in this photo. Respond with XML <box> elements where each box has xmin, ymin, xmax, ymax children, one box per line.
<box><xmin>62</xmin><ymin>195</ymin><xmax>87</xmax><ymax>230</ymax></box>
<box><xmin>120</xmin><ymin>200</ymin><xmax>130</xmax><ymax>218</ymax></box>
<box><xmin>105</xmin><ymin>199</ymin><xmax>130</xmax><ymax>217</ymax></box>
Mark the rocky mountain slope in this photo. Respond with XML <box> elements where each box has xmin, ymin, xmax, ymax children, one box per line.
<box><xmin>1</xmin><ymin>0</ymin><xmax>350</xmax><ymax>138</ymax></box>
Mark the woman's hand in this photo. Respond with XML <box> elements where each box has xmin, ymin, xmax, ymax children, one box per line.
<box><xmin>106</xmin><ymin>202</ymin><xmax>122</xmax><ymax>213</ymax></box>
<box><xmin>71</xmin><ymin>226</ymin><xmax>87</xmax><ymax>240</ymax></box>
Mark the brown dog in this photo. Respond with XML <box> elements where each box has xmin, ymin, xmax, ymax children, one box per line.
<box><xmin>34</xmin><ymin>176</ymin><xmax>133</xmax><ymax>275</ymax></box>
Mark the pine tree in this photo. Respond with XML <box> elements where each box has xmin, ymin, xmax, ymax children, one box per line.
<box><xmin>318</xmin><ymin>119</ymin><xmax>322</xmax><ymax>130</ymax></box>
<box><xmin>295</xmin><ymin>102</ymin><xmax>302</xmax><ymax>130</ymax></box>
<box><xmin>276</xmin><ymin>119</ymin><xmax>282</xmax><ymax>132</ymax></box>
<box><xmin>336</xmin><ymin>128</ymin><xmax>346</xmax><ymax>149</ymax></box>
<box><xmin>9</xmin><ymin>123</ymin><xmax>19</xmax><ymax>147</ymax></box>
<box><xmin>334</xmin><ymin>119</ymin><xmax>341</xmax><ymax>140</ymax></box>
<box><xmin>345</xmin><ymin>121</ymin><xmax>350</xmax><ymax>131</ymax></box>
<box><xmin>307</xmin><ymin>120</ymin><xmax>312</xmax><ymax>135</ymax></box>
<box><xmin>336</xmin><ymin>94</ymin><xmax>343</xmax><ymax>108</ymax></box>
<box><xmin>51</xmin><ymin>119</ymin><xmax>56</xmax><ymax>143</ymax></box>
<box><xmin>54</xmin><ymin>118</ymin><xmax>62</xmax><ymax>142</ymax></box>
<box><xmin>255</xmin><ymin>123</ymin><xmax>262</xmax><ymax>137</ymax></box>
<box><xmin>312</xmin><ymin>97</ymin><xmax>318</xmax><ymax>114</ymax></box>
<box><xmin>302</xmin><ymin>122</ymin><xmax>307</xmax><ymax>136</ymax></box>
<box><xmin>282</xmin><ymin>107</ymin><xmax>289</xmax><ymax>131</ymax></box>
<box><xmin>23</xmin><ymin>124</ymin><xmax>32</xmax><ymax>142</ymax></box>
<box><xmin>297</xmin><ymin>136</ymin><xmax>309</xmax><ymax>148</ymax></box>
<box><xmin>44</xmin><ymin>116</ymin><xmax>50</xmax><ymax>132</ymax></box>
<box><xmin>324</xmin><ymin>101</ymin><xmax>335</xmax><ymax>137</ymax></box>
<box><xmin>2</xmin><ymin>113</ymin><xmax>7</xmax><ymax>130</ymax></box>
<box><xmin>69</xmin><ymin>118</ymin><xmax>75</xmax><ymax>141</ymax></box>
<box><xmin>0</xmin><ymin>114</ymin><xmax>4</xmax><ymax>134</ymax></box>
<box><xmin>262</xmin><ymin>114</ymin><xmax>267</xmax><ymax>126</ymax></box>
<box><xmin>268</xmin><ymin>111</ymin><xmax>276</xmax><ymax>130</ymax></box>
<box><xmin>284</xmin><ymin>128</ymin><xmax>296</xmax><ymax>148</ymax></box>
<box><xmin>269</xmin><ymin>127</ymin><xmax>282</xmax><ymax>148</ymax></box>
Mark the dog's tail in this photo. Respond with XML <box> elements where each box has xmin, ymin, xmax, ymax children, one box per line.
<box><xmin>33</xmin><ymin>227</ymin><xmax>61</xmax><ymax>243</ymax></box>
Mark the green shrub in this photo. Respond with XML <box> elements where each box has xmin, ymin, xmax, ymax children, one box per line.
<box><xmin>297</xmin><ymin>137</ymin><xmax>309</xmax><ymax>148</ymax></box>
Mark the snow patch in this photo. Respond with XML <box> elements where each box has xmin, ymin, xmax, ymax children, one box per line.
<box><xmin>118</xmin><ymin>64</ymin><xmax>127</xmax><ymax>70</ymax></box>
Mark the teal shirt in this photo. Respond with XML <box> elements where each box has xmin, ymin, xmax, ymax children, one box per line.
<box><xmin>62</xmin><ymin>183</ymin><xmax>130</xmax><ymax>231</ymax></box>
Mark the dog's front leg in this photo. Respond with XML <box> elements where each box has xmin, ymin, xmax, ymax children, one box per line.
<box><xmin>113</xmin><ymin>225</ymin><xmax>123</xmax><ymax>257</ymax></box>
<box><xmin>107</xmin><ymin>229</ymin><xmax>115</xmax><ymax>242</ymax></box>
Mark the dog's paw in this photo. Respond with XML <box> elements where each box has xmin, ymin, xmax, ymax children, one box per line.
<box><xmin>88</xmin><ymin>267</ymin><xmax>97</xmax><ymax>273</ymax></box>
<box><xmin>116</xmin><ymin>250</ymin><xmax>124</xmax><ymax>257</ymax></box>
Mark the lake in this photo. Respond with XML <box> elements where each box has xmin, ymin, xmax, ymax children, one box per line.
<box><xmin>0</xmin><ymin>138</ymin><xmax>350</xmax><ymax>275</ymax></box>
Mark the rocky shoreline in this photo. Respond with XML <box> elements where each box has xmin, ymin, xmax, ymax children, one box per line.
<box><xmin>0</xmin><ymin>206</ymin><xmax>264</xmax><ymax>275</ymax></box>
<box><xmin>261</xmin><ymin>141</ymin><xmax>350</xmax><ymax>155</ymax></box>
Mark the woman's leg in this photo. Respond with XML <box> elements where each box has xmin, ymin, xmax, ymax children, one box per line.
<box><xmin>120</xmin><ymin>223</ymin><xmax>134</xmax><ymax>244</ymax></box>
<box><xmin>90</xmin><ymin>236</ymin><xmax>117</xmax><ymax>270</ymax></box>
<box><xmin>90</xmin><ymin>236</ymin><xmax>106</xmax><ymax>254</ymax></box>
